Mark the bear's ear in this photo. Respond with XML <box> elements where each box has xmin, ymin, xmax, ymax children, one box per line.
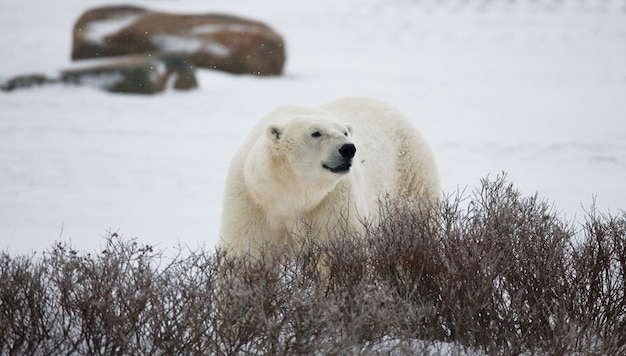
<box><xmin>346</xmin><ymin>123</ymin><xmax>354</xmax><ymax>135</ymax></box>
<box><xmin>267</xmin><ymin>125</ymin><xmax>282</xmax><ymax>141</ymax></box>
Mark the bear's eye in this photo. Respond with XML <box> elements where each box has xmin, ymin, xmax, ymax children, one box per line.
<box><xmin>344</xmin><ymin>132</ymin><xmax>348</xmax><ymax>137</ymax></box>
<box><xmin>311</xmin><ymin>131</ymin><xmax>321</xmax><ymax>138</ymax></box>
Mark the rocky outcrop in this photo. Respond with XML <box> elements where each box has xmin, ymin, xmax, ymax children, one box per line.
<box><xmin>2</xmin><ymin>53</ymin><xmax>197</xmax><ymax>94</ymax></box>
<box><xmin>72</xmin><ymin>5</ymin><xmax>286</xmax><ymax>76</ymax></box>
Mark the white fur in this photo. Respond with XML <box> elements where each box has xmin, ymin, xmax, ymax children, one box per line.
<box><xmin>220</xmin><ymin>97</ymin><xmax>440</xmax><ymax>255</ymax></box>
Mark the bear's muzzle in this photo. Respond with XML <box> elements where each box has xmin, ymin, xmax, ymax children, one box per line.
<box><xmin>323</xmin><ymin>143</ymin><xmax>356</xmax><ymax>174</ymax></box>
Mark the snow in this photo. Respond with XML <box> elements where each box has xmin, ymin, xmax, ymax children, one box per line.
<box><xmin>83</xmin><ymin>14</ymin><xmax>142</xmax><ymax>45</ymax></box>
<box><xmin>152</xmin><ymin>34</ymin><xmax>232</xmax><ymax>58</ymax></box>
<box><xmin>1</xmin><ymin>0</ymin><xmax>625</xmax><ymax>255</ymax></box>
<box><xmin>71</xmin><ymin>71</ymin><xmax>127</xmax><ymax>89</ymax></box>
<box><xmin>152</xmin><ymin>34</ymin><xmax>205</xmax><ymax>53</ymax></box>
<box><xmin>190</xmin><ymin>23</ymin><xmax>260</xmax><ymax>36</ymax></box>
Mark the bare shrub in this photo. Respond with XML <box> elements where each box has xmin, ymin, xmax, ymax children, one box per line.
<box><xmin>1</xmin><ymin>176</ymin><xmax>624</xmax><ymax>354</ymax></box>
<box><xmin>0</xmin><ymin>253</ymin><xmax>48</xmax><ymax>354</ymax></box>
<box><xmin>569</xmin><ymin>208</ymin><xmax>626</xmax><ymax>353</ymax></box>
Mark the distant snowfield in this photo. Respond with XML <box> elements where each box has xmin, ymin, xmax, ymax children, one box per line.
<box><xmin>1</xmin><ymin>0</ymin><xmax>625</xmax><ymax>255</ymax></box>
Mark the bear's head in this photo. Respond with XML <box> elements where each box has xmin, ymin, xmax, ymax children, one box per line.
<box><xmin>243</xmin><ymin>109</ymin><xmax>356</xmax><ymax>215</ymax></box>
<box><xmin>266</xmin><ymin>115</ymin><xmax>355</xmax><ymax>181</ymax></box>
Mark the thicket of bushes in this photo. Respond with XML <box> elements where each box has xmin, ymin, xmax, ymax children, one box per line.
<box><xmin>1</xmin><ymin>177</ymin><xmax>625</xmax><ymax>354</ymax></box>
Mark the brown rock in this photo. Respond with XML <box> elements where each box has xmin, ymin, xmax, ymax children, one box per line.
<box><xmin>72</xmin><ymin>5</ymin><xmax>286</xmax><ymax>76</ymax></box>
<box><xmin>2</xmin><ymin>53</ymin><xmax>197</xmax><ymax>94</ymax></box>
<box><xmin>1</xmin><ymin>74</ymin><xmax>52</xmax><ymax>91</ymax></box>
<box><xmin>62</xmin><ymin>53</ymin><xmax>198</xmax><ymax>94</ymax></box>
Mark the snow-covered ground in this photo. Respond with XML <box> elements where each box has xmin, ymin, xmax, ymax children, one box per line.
<box><xmin>1</xmin><ymin>0</ymin><xmax>625</xmax><ymax>255</ymax></box>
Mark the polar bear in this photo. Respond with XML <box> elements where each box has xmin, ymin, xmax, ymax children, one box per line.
<box><xmin>220</xmin><ymin>96</ymin><xmax>440</xmax><ymax>255</ymax></box>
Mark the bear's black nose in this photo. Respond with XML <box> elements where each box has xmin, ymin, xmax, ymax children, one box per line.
<box><xmin>339</xmin><ymin>143</ymin><xmax>356</xmax><ymax>158</ymax></box>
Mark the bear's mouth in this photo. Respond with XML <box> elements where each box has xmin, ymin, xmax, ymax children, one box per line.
<box><xmin>323</xmin><ymin>162</ymin><xmax>351</xmax><ymax>174</ymax></box>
